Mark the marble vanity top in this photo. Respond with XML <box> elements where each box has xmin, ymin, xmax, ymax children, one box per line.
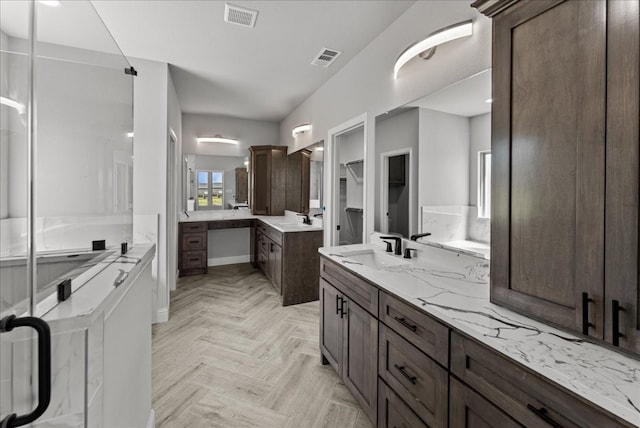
<box><xmin>179</xmin><ymin>209</ymin><xmax>323</xmax><ymax>233</ymax></box>
<box><xmin>319</xmin><ymin>242</ymin><xmax>640</xmax><ymax>426</ymax></box>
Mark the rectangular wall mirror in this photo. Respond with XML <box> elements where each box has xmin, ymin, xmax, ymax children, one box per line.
<box><xmin>184</xmin><ymin>153</ymin><xmax>249</xmax><ymax>210</ymax></box>
<box><xmin>374</xmin><ymin>69</ymin><xmax>491</xmax><ymax>257</ymax></box>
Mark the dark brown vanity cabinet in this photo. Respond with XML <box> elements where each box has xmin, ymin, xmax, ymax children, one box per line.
<box><xmin>249</xmin><ymin>145</ymin><xmax>287</xmax><ymax>216</ymax></box>
<box><xmin>285</xmin><ymin>149</ymin><xmax>311</xmax><ymax>214</ymax></box>
<box><xmin>178</xmin><ymin>222</ymin><xmax>208</xmax><ymax>276</ymax></box>
<box><xmin>476</xmin><ymin>0</ymin><xmax>640</xmax><ymax>355</ymax></box>
<box><xmin>319</xmin><ymin>259</ymin><xmax>378</xmax><ymax>424</ymax></box>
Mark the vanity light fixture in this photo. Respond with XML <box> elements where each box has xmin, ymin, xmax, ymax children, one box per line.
<box><xmin>315</xmin><ymin>147</ymin><xmax>324</xmax><ymax>151</ymax></box>
<box><xmin>0</xmin><ymin>96</ymin><xmax>25</xmax><ymax>115</ymax></box>
<box><xmin>197</xmin><ymin>135</ymin><xmax>238</xmax><ymax>145</ymax></box>
<box><xmin>292</xmin><ymin>124</ymin><xmax>311</xmax><ymax>137</ymax></box>
<box><xmin>394</xmin><ymin>20</ymin><xmax>473</xmax><ymax>79</ymax></box>
<box><xmin>485</xmin><ymin>98</ymin><xmax>493</xmax><ymax>103</ymax></box>
<box><xmin>39</xmin><ymin>0</ymin><xmax>62</xmax><ymax>6</ymax></box>
<box><xmin>127</xmin><ymin>132</ymin><xmax>134</xmax><ymax>138</ymax></box>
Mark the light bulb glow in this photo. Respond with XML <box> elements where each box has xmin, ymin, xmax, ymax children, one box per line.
<box><xmin>292</xmin><ymin>124</ymin><xmax>311</xmax><ymax>137</ymax></box>
<box><xmin>197</xmin><ymin>136</ymin><xmax>238</xmax><ymax>144</ymax></box>
<box><xmin>0</xmin><ymin>96</ymin><xmax>25</xmax><ymax>114</ymax></box>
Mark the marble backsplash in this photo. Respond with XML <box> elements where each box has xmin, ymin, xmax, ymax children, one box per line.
<box><xmin>420</xmin><ymin>205</ymin><xmax>490</xmax><ymax>244</ymax></box>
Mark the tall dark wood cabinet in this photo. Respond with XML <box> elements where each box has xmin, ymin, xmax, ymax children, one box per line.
<box><xmin>285</xmin><ymin>149</ymin><xmax>311</xmax><ymax>213</ymax></box>
<box><xmin>249</xmin><ymin>145</ymin><xmax>287</xmax><ymax>215</ymax></box>
<box><xmin>475</xmin><ymin>0</ymin><xmax>640</xmax><ymax>355</ymax></box>
<box><xmin>235</xmin><ymin>167</ymin><xmax>248</xmax><ymax>204</ymax></box>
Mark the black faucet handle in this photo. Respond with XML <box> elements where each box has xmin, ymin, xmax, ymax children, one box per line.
<box><xmin>410</xmin><ymin>232</ymin><xmax>432</xmax><ymax>241</ymax></box>
<box><xmin>382</xmin><ymin>240</ymin><xmax>393</xmax><ymax>253</ymax></box>
<box><xmin>404</xmin><ymin>248</ymin><xmax>418</xmax><ymax>259</ymax></box>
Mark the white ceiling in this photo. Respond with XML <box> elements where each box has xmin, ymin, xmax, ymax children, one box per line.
<box><xmin>88</xmin><ymin>0</ymin><xmax>416</xmax><ymax>121</ymax></box>
<box><xmin>405</xmin><ymin>68</ymin><xmax>492</xmax><ymax>117</ymax></box>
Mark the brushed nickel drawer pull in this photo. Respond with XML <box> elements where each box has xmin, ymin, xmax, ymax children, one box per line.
<box><xmin>526</xmin><ymin>404</ymin><xmax>563</xmax><ymax>428</ymax></box>
<box><xmin>393</xmin><ymin>364</ymin><xmax>417</xmax><ymax>385</ymax></box>
<box><xmin>394</xmin><ymin>316</ymin><xmax>417</xmax><ymax>332</ymax></box>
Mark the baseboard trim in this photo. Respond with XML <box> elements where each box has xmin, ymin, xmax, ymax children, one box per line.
<box><xmin>154</xmin><ymin>308</ymin><xmax>169</xmax><ymax>324</ymax></box>
<box><xmin>146</xmin><ymin>408</ymin><xmax>155</xmax><ymax>428</ymax></box>
<box><xmin>208</xmin><ymin>255</ymin><xmax>250</xmax><ymax>266</ymax></box>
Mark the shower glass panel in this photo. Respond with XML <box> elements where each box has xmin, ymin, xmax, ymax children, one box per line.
<box><xmin>0</xmin><ymin>0</ymin><xmax>134</xmax><ymax>318</ymax></box>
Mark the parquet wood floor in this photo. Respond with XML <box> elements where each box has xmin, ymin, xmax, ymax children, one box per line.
<box><xmin>152</xmin><ymin>263</ymin><xmax>374</xmax><ymax>428</ymax></box>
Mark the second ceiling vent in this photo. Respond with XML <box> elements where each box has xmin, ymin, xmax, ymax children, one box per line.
<box><xmin>224</xmin><ymin>3</ymin><xmax>258</xmax><ymax>28</ymax></box>
<box><xmin>311</xmin><ymin>48</ymin><xmax>343</xmax><ymax>68</ymax></box>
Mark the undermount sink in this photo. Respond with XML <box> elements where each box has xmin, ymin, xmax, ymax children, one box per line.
<box><xmin>341</xmin><ymin>249</ymin><xmax>408</xmax><ymax>268</ymax></box>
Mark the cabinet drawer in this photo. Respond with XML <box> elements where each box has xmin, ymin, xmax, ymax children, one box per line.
<box><xmin>181</xmin><ymin>251</ymin><xmax>207</xmax><ymax>270</ymax></box>
<box><xmin>449</xmin><ymin>377</ymin><xmax>520</xmax><ymax>428</ymax></box>
<box><xmin>320</xmin><ymin>257</ymin><xmax>378</xmax><ymax>316</ymax></box>
<box><xmin>267</xmin><ymin>227</ymin><xmax>283</xmax><ymax>246</ymax></box>
<box><xmin>379</xmin><ymin>291</ymin><xmax>449</xmax><ymax>367</ymax></box>
<box><xmin>257</xmin><ymin>232</ymin><xmax>269</xmax><ymax>255</ymax></box>
<box><xmin>379</xmin><ymin>324</ymin><xmax>447</xmax><ymax>428</ymax></box>
<box><xmin>450</xmin><ymin>332</ymin><xmax>630</xmax><ymax>428</ymax></box>
<box><xmin>180</xmin><ymin>222</ymin><xmax>207</xmax><ymax>233</ymax></box>
<box><xmin>181</xmin><ymin>232</ymin><xmax>206</xmax><ymax>251</ymax></box>
<box><xmin>378</xmin><ymin>379</ymin><xmax>428</xmax><ymax>428</ymax></box>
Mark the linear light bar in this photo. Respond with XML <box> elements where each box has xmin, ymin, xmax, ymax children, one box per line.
<box><xmin>292</xmin><ymin>124</ymin><xmax>311</xmax><ymax>137</ymax></box>
<box><xmin>394</xmin><ymin>20</ymin><xmax>473</xmax><ymax>79</ymax></box>
<box><xmin>39</xmin><ymin>0</ymin><xmax>62</xmax><ymax>6</ymax></box>
<box><xmin>0</xmin><ymin>96</ymin><xmax>25</xmax><ymax>114</ymax></box>
<box><xmin>197</xmin><ymin>136</ymin><xmax>238</xmax><ymax>144</ymax></box>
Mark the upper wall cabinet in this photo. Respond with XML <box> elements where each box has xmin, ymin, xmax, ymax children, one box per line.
<box><xmin>475</xmin><ymin>0</ymin><xmax>640</xmax><ymax>355</ymax></box>
<box><xmin>249</xmin><ymin>145</ymin><xmax>288</xmax><ymax>215</ymax></box>
<box><xmin>285</xmin><ymin>149</ymin><xmax>311</xmax><ymax>214</ymax></box>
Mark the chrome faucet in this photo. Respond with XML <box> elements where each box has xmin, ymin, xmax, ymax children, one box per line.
<box><xmin>380</xmin><ymin>236</ymin><xmax>402</xmax><ymax>255</ymax></box>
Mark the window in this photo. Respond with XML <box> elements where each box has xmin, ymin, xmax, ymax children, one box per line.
<box><xmin>197</xmin><ymin>170</ymin><xmax>224</xmax><ymax>208</ymax></box>
<box><xmin>478</xmin><ymin>151</ymin><xmax>491</xmax><ymax>218</ymax></box>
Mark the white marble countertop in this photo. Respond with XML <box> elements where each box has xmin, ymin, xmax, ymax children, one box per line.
<box><xmin>319</xmin><ymin>242</ymin><xmax>640</xmax><ymax>426</ymax></box>
<box><xmin>179</xmin><ymin>209</ymin><xmax>323</xmax><ymax>233</ymax></box>
<box><xmin>43</xmin><ymin>244</ymin><xmax>155</xmax><ymax>327</ymax></box>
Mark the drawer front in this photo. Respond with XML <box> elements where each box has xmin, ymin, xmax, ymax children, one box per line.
<box><xmin>257</xmin><ymin>221</ymin><xmax>283</xmax><ymax>246</ymax></box>
<box><xmin>450</xmin><ymin>332</ymin><xmax>629</xmax><ymax>428</ymax></box>
<box><xmin>379</xmin><ymin>324</ymin><xmax>448</xmax><ymax>428</ymax></box>
<box><xmin>181</xmin><ymin>251</ymin><xmax>207</xmax><ymax>270</ymax></box>
<box><xmin>378</xmin><ymin>379</ymin><xmax>428</xmax><ymax>428</ymax></box>
<box><xmin>379</xmin><ymin>291</ymin><xmax>449</xmax><ymax>367</ymax></box>
<box><xmin>320</xmin><ymin>257</ymin><xmax>378</xmax><ymax>316</ymax></box>
<box><xmin>257</xmin><ymin>232</ymin><xmax>269</xmax><ymax>255</ymax></box>
<box><xmin>180</xmin><ymin>221</ymin><xmax>207</xmax><ymax>233</ymax></box>
<box><xmin>449</xmin><ymin>377</ymin><xmax>520</xmax><ymax>428</ymax></box>
<box><xmin>181</xmin><ymin>232</ymin><xmax>206</xmax><ymax>251</ymax></box>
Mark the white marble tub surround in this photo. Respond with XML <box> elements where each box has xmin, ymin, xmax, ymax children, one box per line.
<box><xmin>319</xmin><ymin>243</ymin><xmax>640</xmax><ymax>426</ymax></box>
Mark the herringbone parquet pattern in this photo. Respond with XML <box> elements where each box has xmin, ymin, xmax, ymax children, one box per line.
<box><xmin>152</xmin><ymin>263</ymin><xmax>373</xmax><ymax>428</ymax></box>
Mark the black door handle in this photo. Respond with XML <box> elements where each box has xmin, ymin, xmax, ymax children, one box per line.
<box><xmin>0</xmin><ymin>315</ymin><xmax>51</xmax><ymax>427</ymax></box>
<box><xmin>336</xmin><ymin>295</ymin><xmax>342</xmax><ymax>315</ymax></box>
<box><xmin>526</xmin><ymin>404</ymin><xmax>563</xmax><ymax>428</ymax></box>
<box><xmin>612</xmin><ymin>300</ymin><xmax>625</xmax><ymax>347</ymax></box>
<box><xmin>393</xmin><ymin>316</ymin><xmax>417</xmax><ymax>332</ymax></box>
<box><xmin>393</xmin><ymin>364</ymin><xmax>417</xmax><ymax>385</ymax></box>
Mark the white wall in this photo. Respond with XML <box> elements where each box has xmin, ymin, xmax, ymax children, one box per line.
<box><xmin>280</xmin><ymin>1</ymin><xmax>490</xmax><ymax>240</ymax></box>
<box><xmin>131</xmin><ymin>57</ymin><xmax>172</xmax><ymax>323</ymax></box>
<box><xmin>182</xmin><ymin>113</ymin><xmax>280</xmax><ymax>157</ymax></box>
<box><xmin>418</xmin><ymin>109</ymin><xmax>470</xmax><ymax>207</ymax></box>
<box><xmin>469</xmin><ymin>113</ymin><xmax>491</xmax><ymax>206</ymax></box>
<box><xmin>374</xmin><ymin>108</ymin><xmax>419</xmax><ymax>233</ymax></box>
<box><xmin>0</xmin><ymin>30</ymin><xmax>9</xmax><ymax>220</ymax></box>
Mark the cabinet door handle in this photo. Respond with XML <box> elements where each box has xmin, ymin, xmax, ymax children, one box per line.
<box><xmin>526</xmin><ymin>404</ymin><xmax>563</xmax><ymax>428</ymax></box>
<box><xmin>612</xmin><ymin>300</ymin><xmax>625</xmax><ymax>347</ymax></box>
<box><xmin>189</xmin><ymin>257</ymin><xmax>199</xmax><ymax>262</ymax></box>
<box><xmin>393</xmin><ymin>364</ymin><xmax>417</xmax><ymax>385</ymax></box>
<box><xmin>270</xmin><ymin>243</ymin><xmax>275</xmax><ymax>252</ymax></box>
<box><xmin>336</xmin><ymin>295</ymin><xmax>342</xmax><ymax>315</ymax></box>
<box><xmin>393</xmin><ymin>316</ymin><xmax>417</xmax><ymax>332</ymax></box>
<box><xmin>581</xmin><ymin>292</ymin><xmax>594</xmax><ymax>335</ymax></box>
<box><xmin>340</xmin><ymin>298</ymin><xmax>346</xmax><ymax>318</ymax></box>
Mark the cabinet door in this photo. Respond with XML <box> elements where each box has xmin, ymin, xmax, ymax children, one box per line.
<box><xmin>269</xmin><ymin>241</ymin><xmax>282</xmax><ymax>294</ymax></box>
<box><xmin>449</xmin><ymin>377</ymin><xmax>521</xmax><ymax>428</ymax></box>
<box><xmin>378</xmin><ymin>379</ymin><xmax>428</xmax><ymax>428</ymax></box>
<box><xmin>605</xmin><ymin>0</ymin><xmax>640</xmax><ymax>354</ymax></box>
<box><xmin>342</xmin><ymin>296</ymin><xmax>377</xmax><ymax>423</ymax></box>
<box><xmin>235</xmin><ymin>167</ymin><xmax>248</xmax><ymax>204</ymax></box>
<box><xmin>251</xmin><ymin>149</ymin><xmax>270</xmax><ymax>215</ymax></box>
<box><xmin>492</xmin><ymin>0</ymin><xmax>606</xmax><ymax>334</ymax></box>
<box><xmin>319</xmin><ymin>279</ymin><xmax>343</xmax><ymax>376</ymax></box>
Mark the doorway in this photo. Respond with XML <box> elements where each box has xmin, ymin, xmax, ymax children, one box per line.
<box><xmin>326</xmin><ymin>113</ymin><xmax>368</xmax><ymax>246</ymax></box>
<box><xmin>380</xmin><ymin>148</ymin><xmax>413</xmax><ymax>238</ymax></box>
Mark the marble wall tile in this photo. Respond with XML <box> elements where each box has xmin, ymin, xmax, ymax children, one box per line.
<box><xmin>87</xmin><ymin>313</ymin><xmax>104</xmax><ymax>404</ymax></box>
<box><xmin>466</xmin><ymin>206</ymin><xmax>490</xmax><ymax>243</ymax></box>
<box><xmin>421</xmin><ymin>206</ymin><xmax>469</xmax><ymax>242</ymax></box>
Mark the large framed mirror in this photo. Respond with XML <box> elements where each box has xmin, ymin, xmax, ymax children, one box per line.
<box><xmin>374</xmin><ymin>69</ymin><xmax>491</xmax><ymax>256</ymax></box>
<box><xmin>184</xmin><ymin>153</ymin><xmax>249</xmax><ymax>211</ymax></box>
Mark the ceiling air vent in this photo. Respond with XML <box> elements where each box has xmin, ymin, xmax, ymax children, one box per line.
<box><xmin>311</xmin><ymin>48</ymin><xmax>343</xmax><ymax>68</ymax></box>
<box><xmin>224</xmin><ymin>3</ymin><xmax>258</xmax><ymax>28</ymax></box>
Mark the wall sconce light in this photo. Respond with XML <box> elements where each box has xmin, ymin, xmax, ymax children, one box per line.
<box><xmin>127</xmin><ymin>132</ymin><xmax>134</xmax><ymax>138</ymax></box>
<box><xmin>197</xmin><ymin>135</ymin><xmax>238</xmax><ymax>144</ymax></box>
<box><xmin>292</xmin><ymin>124</ymin><xmax>311</xmax><ymax>137</ymax></box>
<box><xmin>39</xmin><ymin>0</ymin><xmax>62</xmax><ymax>6</ymax></box>
<box><xmin>394</xmin><ymin>20</ymin><xmax>473</xmax><ymax>79</ymax></box>
<box><xmin>0</xmin><ymin>96</ymin><xmax>25</xmax><ymax>115</ymax></box>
